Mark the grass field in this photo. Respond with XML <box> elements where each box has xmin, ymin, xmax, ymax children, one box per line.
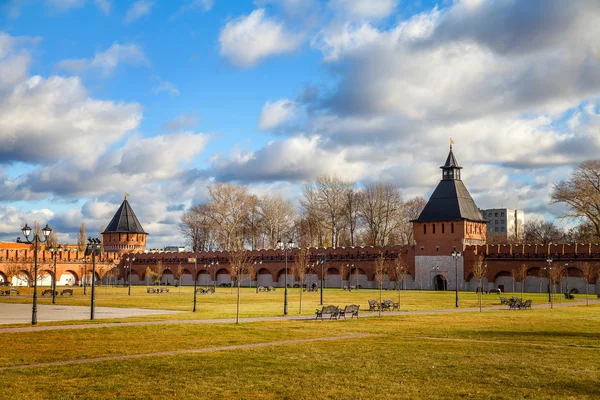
<box><xmin>0</xmin><ymin>305</ymin><xmax>599</xmax><ymax>399</ymax></box>
<box><xmin>0</xmin><ymin>285</ymin><xmax>587</xmax><ymax>324</ymax></box>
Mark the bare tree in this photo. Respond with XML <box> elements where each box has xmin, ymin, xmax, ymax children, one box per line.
<box><xmin>180</xmin><ymin>203</ymin><xmax>215</xmax><ymax>252</ymax></box>
<box><xmin>245</xmin><ymin>195</ymin><xmax>260</xmax><ymax>250</ymax></box>
<box><xmin>580</xmin><ymin>262</ymin><xmax>595</xmax><ymax>306</ymax></box>
<box><xmin>145</xmin><ymin>266</ymin><xmax>155</xmax><ymax>287</ymax></box>
<box><xmin>207</xmin><ymin>183</ymin><xmax>254</xmax><ymax>250</ymax></box>
<box><xmin>549</xmin><ymin>267</ymin><xmax>562</xmax><ymax>308</ymax></box>
<box><xmin>292</xmin><ymin>247</ymin><xmax>310</xmax><ymax>314</ymax></box>
<box><xmin>343</xmin><ymin>188</ymin><xmax>360</xmax><ymax>247</ymax></box>
<box><xmin>517</xmin><ymin>264</ymin><xmax>528</xmax><ymax>299</ymax></box>
<box><xmin>154</xmin><ymin>260</ymin><xmax>165</xmax><ymax>285</ymax></box>
<box><xmin>358</xmin><ymin>183</ymin><xmax>403</xmax><ymax>246</ymax></box>
<box><xmin>396</xmin><ymin>196</ymin><xmax>427</xmax><ymax>245</ymax></box>
<box><xmin>339</xmin><ymin>263</ymin><xmax>347</xmax><ymax>289</ymax></box>
<box><xmin>258</xmin><ymin>194</ymin><xmax>297</xmax><ymax>249</ymax></box>
<box><xmin>175</xmin><ymin>263</ymin><xmax>184</xmax><ymax>292</ymax></box>
<box><xmin>77</xmin><ymin>223</ymin><xmax>86</xmax><ymax>254</ymax></box>
<box><xmin>301</xmin><ymin>175</ymin><xmax>354</xmax><ymax>248</ymax></box>
<box><xmin>392</xmin><ymin>256</ymin><xmax>408</xmax><ymax>310</ymax></box>
<box><xmin>46</xmin><ymin>230</ymin><xmax>58</xmax><ymax>249</ymax></box>
<box><xmin>510</xmin><ymin>269</ymin><xmax>518</xmax><ymax>294</ymax></box>
<box><xmin>228</xmin><ymin>244</ymin><xmax>252</xmax><ymax>324</ymax></box>
<box><xmin>551</xmin><ymin>160</ymin><xmax>600</xmax><ymax>240</ymax></box>
<box><xmin>524</xmin><ymin>219</ymin><xmax>564</xmax><ymax>245</ymax></box>
<box><xmin>471</xmin><ymin>257</ymin><xmax>487</xmax><ymax>312</ymax></box>
<box><xmin>374</xmin><ymin>252</ymin><xmax>387</xmax><ymax>317</ymax></box>
<box><xmin>417</xmin><ymin>268</ymin><xmax>426</xmax><ymax>290</ymax></box>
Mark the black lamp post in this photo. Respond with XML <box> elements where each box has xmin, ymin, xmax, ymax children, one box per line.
<box><xmin>277</xmin><ymin>239</ymin><xmax>294</xmax><ymax>316</ymax></box>
<box><xmin>192</xmin><ymin>257</ymin><xmax>198</xmax><ymax>312</ymax></box>
<box><xmin>48</xmin><ymin>244</ymin><xmax>63</xmax><ymax>305</ymax></box>
<box><xmin>21</xmin><ymin>223</ymin><xmax>52</xmax><ymax>325</ymax></box>
<box><xmin>564</xmin><ymin>263</ymin><xmax>569</xmax><ymax>295</ymax></box>
<box><xmin>318</xmin><ymin>254</ymin><xmax>326</xmax><ymax>305</ymax></box>
<box><xmin>125</xmin><ymin>256</ymin><xmax>135</xmax><ymax>296</ymax></box>
<box><xmin>546</xmin><ymin>257</ymin><xmax>553</xmax><ymax>303</ymax></box>
<box><xmin>451</xmin><ymin>250</ymin><xmax>461</xmax><ymax>308</ymax></box>
<box><xmin>85</xmin><ymin>237</ymin><xmax>102</xmax><ymax>321</ymax></box>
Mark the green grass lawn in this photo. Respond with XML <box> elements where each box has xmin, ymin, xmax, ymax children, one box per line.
<box><xmin>0</xmin><ymin>306</ymin><xmax>599</xmax><ymax>399</ymax></box>
<box><xmin>0</xmin><ymin>285</ymin><xmax>586</xmax><ymax>324</ymax></box>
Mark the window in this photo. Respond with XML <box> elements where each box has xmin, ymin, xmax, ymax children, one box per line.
<box><xmin>501</xmin><ymin>212</ymin><xmax>505</xmax><ymax>217</ymax></box>
<box><xmin>495</xmin><ymin>212</ymin><xmax>498</xmax><ymax>217</ymax></box>
<box><xmin>488</xmin><ymin>213</ymin><xmax>492</xmax><ymax>217</ymax></box>
<box><xmin>433</xmin><ymin>224</ymin><xmax>436</xmax><ymax>234</ymax></box>
<box><xmin>451</xmin><ymin>223</ymin><xmax>454</xmax><ymax>233</ymax></box>
<box><xmin>501</xmin><ymin>227</ymin><xmax>506</xmax><ymax>232</ymax></box>
<box><xmin>424</xmin><ymin>225</ymin><xmax>427</xmax><ymax>234</ymax></box>
<box><xmin>442</xmin><ymin>224</ymin><xmax>445</xmax><ymax>233</ymax></box>
<box><xmin>443</xmin><ymin>170</ymin><xmax>448</xmax><ymax>176</ymax></box>
<box><xmin>495</xmin><ymin>227</ymin><xmax>499</xmax><ymax>232</ymax></box>
<box><xmin>501</xmin><ymin>220</ymin><xmax>504</xmax><ymax>224</ymax></box>
<box><xmin>495</xmin><ymin>220</ymin><xmax>499</xmax><ymax>224</ymax></box>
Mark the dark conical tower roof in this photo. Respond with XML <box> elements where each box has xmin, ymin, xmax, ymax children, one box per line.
<box><xmin>103</xmin><ymin>198</ymin><xmax>147</xmax><ymax>234</ymax></box>
<box><xmin>413</xmin><ymin>146</ymin><xmax>486</xmax><ymax>223</ymax></box>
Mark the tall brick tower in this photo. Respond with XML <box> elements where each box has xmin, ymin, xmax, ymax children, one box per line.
<box><xmin>101</xmin><ymin>196</ymin><xmax>148</xmax><ymax>254</ymax></box>
<box><xmin>412</xmin><ymin>144</ymin><xmax>486</xmax><ymax>290</ymax></box>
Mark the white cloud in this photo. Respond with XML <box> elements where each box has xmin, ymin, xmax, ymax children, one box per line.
<box><xmin>57</xmin><ymin>43</ymin><xmax>148</xmax><ymax>75</ymax></box>
<box><xmin>124</xmin><ymin>0</ymin><xmax>154</xmax><ymax>23</ymax></box>
<box><xmin>152</xmin><ymin>80</ymin><xmax>180</xmax><ymax>97</ymax></box>
<box><xmin>259</xmin><ymin>98</ymin><xmax>297</xmax><ymax>130</ymax></box>
<box><xmin>94</xmin><ymin>0</ymin><xmax>111</xmax><ymax>14</ymax></box>
<box><xmin>219</xmin><ymin>9</ymin><xmax>302</xmax><ymax>67</ymax></box>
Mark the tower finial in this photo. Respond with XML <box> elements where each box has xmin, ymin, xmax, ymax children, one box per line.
<box><xmin>125</xmin><ymin>193</ymin><xmax>130</xmax><ymax>201</ymax></box>
<box><xmin>450</xmin><ymin>138</ymin><xmax>454</xmax><ymax>150</ymax></box>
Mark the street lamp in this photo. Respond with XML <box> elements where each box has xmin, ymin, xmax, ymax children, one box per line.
<box><xmin>318</xmin><ymin>254</ymin><xmax>326</xmax><ymax>305</ymax></box>
<box><xmin>47</xmin><ymin>244</ymin><xmax>64</xmax><ymax>305</ymax></box>
<box><xmin>451</xmin><ymin>250</ymin><xmax>462</xmax><ymax>308</ymax></box>
<box><xmin>192</xmin><ymin>257</ymin><xmax>198</xmax><ymax>312</ymax></box>
<box><xmin>546</xmin><ymin>257</ymin><xmax>553</xmax><ymax>303</ymax></box>
<box><xmin>125</xmin><ymin>256</ymin><xmax>135</xmax><ymax>296</ymax></box>
<box><xmin>21</xmin><ymin>223</ymin><xmax>52</xmax><ymax>325</ymax></box>
<box><xmin>276</xmin><ymin>239</ymin><xmax>294</xmax><ymax>316</ymax></box>
<box><xmin>85</xmin><ymin>237</ymin><xmax>102</xmax><ymax>320</ymax></box>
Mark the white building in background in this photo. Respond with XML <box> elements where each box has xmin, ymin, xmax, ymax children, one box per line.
<box><xmin>479</xmin><ymin>208</ymin><xmax>525</xmax><ymax>241</ymax></box>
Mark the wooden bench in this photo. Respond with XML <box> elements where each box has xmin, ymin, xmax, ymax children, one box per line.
<box><xmin>147</xmin><ymin>287</ymin><xmax>156</xmax><ymax>293</ymax></box>
<box><xmin>1</xmin><ymin>288</ymin><xmax>19</xmax><ymax>296</ymax></box>
<box><xmin>41</xmin><ymin>289</ymin><xmax>56</xmax><ymax>297</ymax></box>
<box><xmin>522</xmin><ymin>299</ymin><xmax>532</xmax><ymax>309</ymax></box>
<box><xmin>383</xmin><ymin>299</ymin><xmax>399</xmax><ymax>311</ymax></box>
<box><xmin>61</xmin><ymin>289</ymin><xmax>73</xmax><ymax>296</ymax></box>
<box><xmin>368</xmin><ymin>299</ymin><xmax>380</xmax><ymax>311</ymax></box>
<box><xmin>339</xmin><ymin>304</ymin><xmax>359</xmax><ymax>319</ymax></box>
<box><xmin>499</xmin><ymin>296</ymin><xmax>508</xmax><ymax>304</ymax></box>
<box><xmin>315</xmin><ymin>305</ymin><xmax>340</xmax><ymax>320</ymax></box>
<box><xmin>564</xmin><ymin>293</ymin><xmax>575</xmax><ymax>300</ymax></box>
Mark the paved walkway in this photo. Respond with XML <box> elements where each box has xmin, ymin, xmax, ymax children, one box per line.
<box><xmin>0</xmin><ymin>303</ymin><xmax>179</xmax><ymax>325</ymax></box>
<box><xmin>0</xmin><ymin>333</ymin><xmax>374</xmax><ymax>371</ymax></box>
<box><xmin>0</xmin><ymin>299</ymin><xmax>597</xmax><ymax>334</ymax></box>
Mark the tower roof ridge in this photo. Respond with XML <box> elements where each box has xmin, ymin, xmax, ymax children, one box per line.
<box><xmin>103</xmin><ymin>198</ymin><xmax>147</xmax><ymax>234</ymax></box>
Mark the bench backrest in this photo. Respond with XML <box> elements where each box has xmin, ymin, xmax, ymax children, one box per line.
<box><xmin>344</xmin><ymin>304</ymin><xmax>359</xmax><ymax>313</ymax></box>
<box><xmin>368</xmin><ymin>300</ymin><xmax>378</xmax><ymax>306</ymax></box>
<box><xmin>322</xmin><ymin>305</ymin><xmax>339</xmax><ymax>314</ymax></box>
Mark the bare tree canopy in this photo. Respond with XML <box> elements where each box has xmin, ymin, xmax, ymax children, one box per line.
<box><xmin>551</xmin><ymin>160</ymin><xmax>600</xmax><ymax>240</ymax></box>
<box><xmin>301</xmin><ymin>175</ymin><xmax>354</xmax><ymax>248</ymax></box>
<box><xmin>77</xmin><ymin>223</ymin><xmax>86</xmax><ymax>253</ymax></box>
<box><xmin>524</xmin><ymin>218</ymin><xmax>564</xmax><ymax>245</ymax></box>
<box><xmin>357</xmin><ymin>183</ymin><xmax>403</xmax><ymax>246</ymax></box>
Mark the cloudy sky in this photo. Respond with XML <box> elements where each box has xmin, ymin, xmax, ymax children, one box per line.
<box><xmin>1</xmin><ymin>0</ymin><xmax>599</xmax><ymax>248</ymax></box>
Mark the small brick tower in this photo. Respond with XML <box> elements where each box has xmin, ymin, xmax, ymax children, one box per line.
<box><xmin>101</xmin><ymin>195</ymin><xmax>148</xmax><ymax>254</ymax></box>
<box><xmin>412</xmin><ymin>144</ymin><xmax>487</xmax><ymax>290</ymax></box>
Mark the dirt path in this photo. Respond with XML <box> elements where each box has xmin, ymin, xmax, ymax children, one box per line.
<box><xmin>415</xmin><ymin>336</ymin><xmax>600</xmax><ymax>351</ymax></box>
<box><xmin>0</xmin><ymin>299</ymin><xmax>597</xmax><ymax>334</ymax></box>
<box><xmin>0</xmin><ymin>333</ymin><xmax>375</xmax><ymax>371</ymax></box>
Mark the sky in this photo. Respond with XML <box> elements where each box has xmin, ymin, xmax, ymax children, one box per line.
<box><xmin>0</xmin><ymin>0</ymin><xmax>599</xmax><ymax>248</ymax></box>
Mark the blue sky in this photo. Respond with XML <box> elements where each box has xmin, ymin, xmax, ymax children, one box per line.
<box><xmin>1</xmin><ymin>0</ymin><xmax>599</xmax><ymax>247</ymax></box>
